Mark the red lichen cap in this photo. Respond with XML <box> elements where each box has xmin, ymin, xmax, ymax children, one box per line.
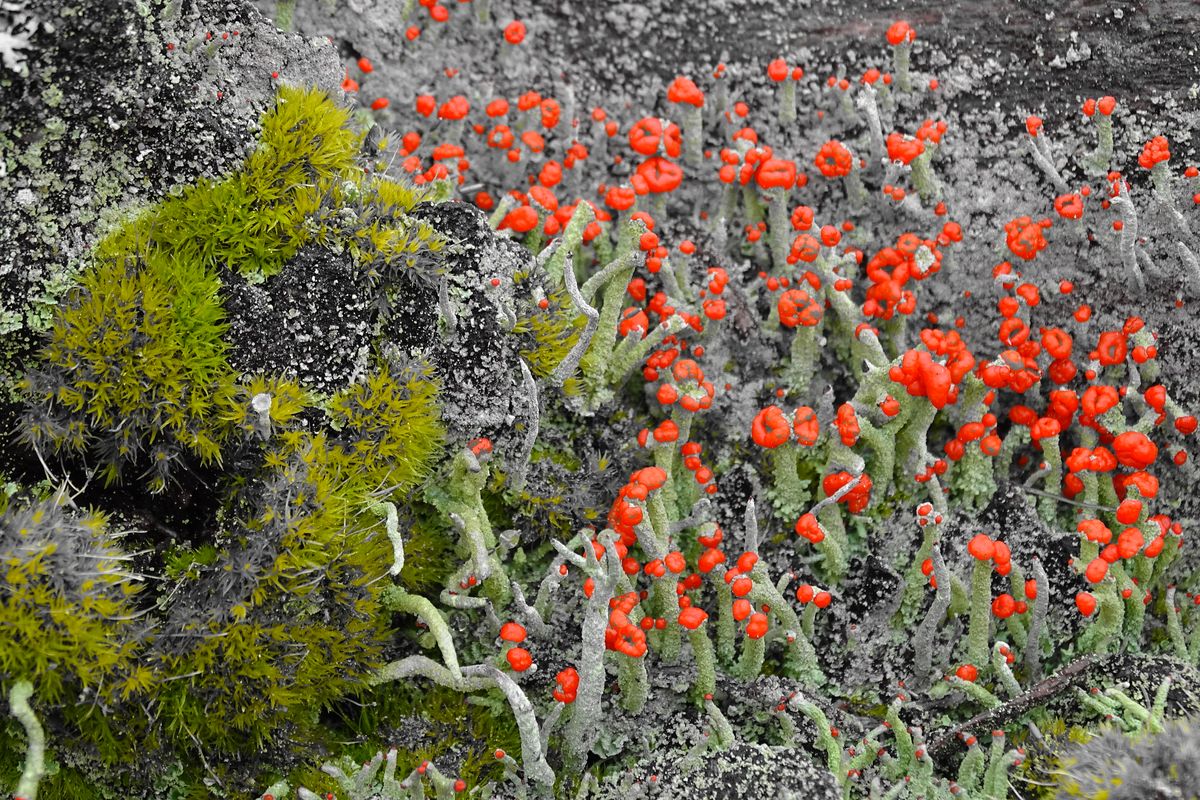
<box><xmin>499</xmin><ymin>621</ymin><xmax>527</xmax><ymax>643</ymax></box>
<box><xmin>637</xmin><ymin>157</ymin><xmax>684</xmax><ymax>193</ymax></box>
<box><xmin>505</xmin><ymin>647</ymin><xmax>532</xmax><ymax>672</ymax></box>
<box><xmin>503</xmin><ymin>20</ymin><xmax>526</xmax><ymax>45</ymax></box>
<box><xmin>822</xmin><ymin>471</ymin><xmax>872</xmax><ymax>513</ymax></box>
<box><xmin>1138</xmin><ymin>135</ymin><xmax>1171</xmax><ymax>170</ymax></box>
<box><xmin>967</xmin><ymin>533</ymin><xmax>995</xmax><ymax>561</ymax></box>
<box><xmin>793</xmin><ymin>406</ymin><xmax>820</xmax><ymax>446</ymax></box>
<box><xmin>629</xmin><ymin>117</ymin><xmax>682</xmax><ymax>158</ymax></box>
<box><xmin>1053</xmin><ymin>192</ymin><xmax>1084</xmax><ymax>220</ymax></box>
<box><xmin>667</xmin><ymin>76</ymin><xmax>705</xmax><ymax>107</ymax></box>
<box><xmin>437</xmin><ymin>95</ymin><xmax>470</xmax><ymax>120</ymax></box>
<box><xmin>745</xmin><ymin>612</ymin><xmax>770</xmax><ymax>639</ymax></box>
<box><xmin>500</xmin><ymin>205</ymin><xmax>539</xmax><ymax>233</ymax></box>
<box><xmin>1112</xmin><ymin>431</ymin><xmax>1158</xmax><ymax>469</ymax></box>
<box><xmin>752</xmin><ymin>406</ymin><xmax>791</xmax><ymax>448</ymax></box>
<box><xmin>795</xmin><ymin>513</ymin><xmax>824</xmax><ymax>543</ymax></box>
<box><xmin>886</xmin><ymin>132</ymin><xmax>925</xmax><ymax>165</ymax></box>
<box><xmin>678</xmin><ymin>606</ymin><xmax>709</xmax><ymax>630</ymax></box>
<box><xmin>886</xmin><ymin>20</ymin><xmax>916</xmax><ymax>45</ymax></box>
<box><xmin>778</xmin><ymin>288</ymin><xmax>822</xmax><ymax>328</ymax></box>
<box><xmin>767</xmin><ymin>58</ymin><xmax>790</xmax><ymax>82</ymax></box>
<box><xmin>1075</xmin><ymin>592</ymin><xmax>1098</xmax><ymax>616</ymax></box>
<box><xmin>815</xmin><ymin>140</ymin><xmax>854</xmax><ymax>178</ymax></box>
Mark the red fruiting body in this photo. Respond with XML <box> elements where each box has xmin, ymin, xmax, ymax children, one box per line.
<box><xmin>629</xmin><ymin>117</ymin><xmax>682</xmax><ymax>158</ymax></box>
<box><xmin>886</xmin><ymin>132</ymin><xmax>924</xmax><ymax>165</ymax></box>
<box><xmin>795</xmin><ymin>513</ymin><xmax>824</xmax><ymax>543</ymax></box>
<box><xmin>499</xmin><ymin>621</ymin><xmax>527</xmax><ymax>642</ymax></box>
<box><xmin>667</xmin><ymin>76</ymin><xmax>705</xmax><ymax>107</ymax></box>
<box><xmin>1004</xmin><ymin>216</ymin><xmax>1052</xmax><ymax>261</ymax></box>
<box><xmin>504</xmin><ymin>20</ymin><xmax>527</xmax><ymax>45</ymax></box>
<box><xmin>506</xmin><ymin>647</ymin><xmax>533</xmax><ymax>672</ymax></box>
<box><xmin>778</xmin><ymin>288</ymin><xmax>822</xmax><ymax>328</ymax></box>
<box><xmin>1053</xmin><ymin>192</ymin><xmax>1084</xmax><ymax>220</ymax></box>
<box><xmin>746</xmin><ymin>612</ymin><xmax>770</xmax><ymax>638</ymax></box>
<box><xmin>756</xmin><ymin>158</ymin><xmax>798</xmax><ymax>190</ymax></box>
<box><xmin>886</xmin><ymin>20</ymin><xmax>916</xmax><ymax>45</ymax></box>
<box><xmin>967</xmin><ymin>533</ymin><xmax>994</xmax><ymax>561</ymax></box>
<box><xmin>752</xmin><ymin>406</ymin><xmax>791</xmax><ymax>448</ymax></box>
<box><xmin>822</xmin><ymin>471</ymin><xmax>873</xmax><ymax>513</ymax></box>
<box><xmin>1138</xmin><ymin>135</ymin><xmax>1170</xmax><ymax>169</ymax></box>
<box><xmin>678</xmin><ymin>606</ymin><xmax>709</xmax><ymax>630</ymax></box>
<box><xmin>1112</xmin><ymin>431</ymin><xmax>1158</xmax><ymax>469</ymax></box>
<box><xmin>1076</xmin><ymin>592</ymin><xmax>1098</xmax><ymax>616</ymax></box>
<box><xmin>815</xmin><ymin>140</ymin><xmax>854</xmax><ymax>178</ymax></box>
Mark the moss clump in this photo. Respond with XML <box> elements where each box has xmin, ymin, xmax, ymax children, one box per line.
<box><xmin>149</xmin><ymin>430</ymin><xmax>396</xmax><ymax>752</ymax></box>
<box><xmin>21</xmin><ymin>246</ymin><xmax>233</xmax><ymax>491</ymax></box>
<box><xmin>0</xmin><ymin>495</ymin><xmax>146</xmax><ymax>707</ymax></box>
<box><xmin>5</xmin><ymin>87</ymin><xmax>455</xmax><ymax>794</ymax></box>
<box><xmin>327</xmin><ymin>357</ymin><xmax>446</xmax><ymax>492</ymax></box>
<box><xmin>19</xmin><ymin>85</ymin><xmax>447</xmax><ymax>495</ymax></box>
<box><xmin>94</xmin><ymin>85</ymin><xmax>360</xmax><ymax>284</ymax></box>
<box><xmin>397</xmin><ymin>499</ymin><xmax>457</xmax><ymax>595</ymax></box>
<box><xmin>513</xmin><ymin>282</ymin><xmax>586</xmax><ymax>380</ymax></box>
<box><xmin>320</xmin><ymin>681</ymin><xmax>525</xmax><ymax>789</ymax></box>
<box><xmin>141</xmin><ymin>356</ymin><xmax>443</xmax><ymax>755</ymax></box>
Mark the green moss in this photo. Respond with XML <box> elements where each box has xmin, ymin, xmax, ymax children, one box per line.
<box><xmin>19</xmin><ymin>763</ymin><xmax>106</xmax><ymax>800</ymax></box>
<box><xmin>0</xmin><ymin>496</ymin><xmax>144</xmax><ymax>707</ymax></box>
<box><xmin>513</xmin><ymin>282</ymin><xmax>585</xmax><ymax>379</ymax></box>
<box><xmin>327</xmin><ymin>358</ymin><xmax>446</xmax><ymax>494</ymax></box>
<box><xmin>139</xmin><ymin>356</ymin><xmax>443</xmax><ymax>755</ymax></box>
<box><xmin>216</xmin><ymin>374</ymin><xmax>312</xmax><ymax>439</ymax></box>
<box><xmin>22</xmin><ymin>242</ymin><xmax>234</xmax><ymax>491</ymax></box>
<box><xmin>95</xmin><ymin>85</ymin><xmax>360</xmax><ymax>285</ymax></box>
<box><xmin>149</xmin><ymin>429</ymin><xmax>399</xmax><ymax>753</ymax></box>
<box><xmin>328</xmin><ymin>681</ymin><xmax>524</xmax><ymax>788</ymax></box>
<box><xmin>20</xmin><ymin>86</ymin><xmax>446</xmax><ymax>495</ymax></box>
<box><xmin>398</xmin><ymin>500</ymin><xmax>457</xmax><ymax>595</ymax></box>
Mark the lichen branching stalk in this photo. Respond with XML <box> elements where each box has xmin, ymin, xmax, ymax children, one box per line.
<box><xmin>9</xmin><ymin>680</ymin><xmax>45</xmax><ymax>800</ymax></box>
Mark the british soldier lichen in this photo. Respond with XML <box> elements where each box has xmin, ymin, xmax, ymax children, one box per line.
<box><xmin>6</xmin><ymin>5</ymin><xmax>1200</xmax><ymax>800</ymax></box>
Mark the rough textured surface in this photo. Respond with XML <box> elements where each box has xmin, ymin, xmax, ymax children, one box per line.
<box><xmin>0</xmin><ymin>0</ymin><xmax>342</xmax><ymax>390</ymax></box>
<box><xmin>593</xmin><ymin>737</ymin><xmax>841</xmax><ymax>800</ymax></box>
<box><xmin>223</xmin><ymin>245</ymin><xmax>376</xmax><ymax>393</ymax></box>
<box><xmin>409</xmin><ymin>201</ymin><xmax>529</xmax><ymax>443</ymax></box>
<box><xmin>5</xmin><ymin>0</ymin><xmax>1200</xmax><ymax>798</ymax></box>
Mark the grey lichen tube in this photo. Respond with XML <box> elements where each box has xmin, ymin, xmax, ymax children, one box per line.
<box><xmin>10</xmin><ymin>680</ymin><xmax>46</xmax><ymax>800</ymax></box>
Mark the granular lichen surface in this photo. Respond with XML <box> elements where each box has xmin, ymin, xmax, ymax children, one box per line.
<box><xmin>2</xmin><ymin>1</ymin><xmax>1200</xmax><ymax>799</ymax></box>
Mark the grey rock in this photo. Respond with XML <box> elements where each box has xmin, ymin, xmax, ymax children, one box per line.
<box><xmin>0</xmin><ymin>0</ymin><xmax>341</xmax><ymax>396</ymax></box>
<box><xmin>406</xmin><ymin>201</ymin><xmax>530</xmax><ymax>445</ymax></box>
<box><xmin>223</xmin><ymin>244</ymin><xmax>375</xmax><ymax>393</ymax></box>
<box><xmin>592</xmin><ymin>738</ymin><xmax>840</xmax><ymax>800</ymax></box>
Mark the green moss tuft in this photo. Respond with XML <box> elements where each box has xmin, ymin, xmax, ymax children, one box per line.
<box><xmin>327</xmin><ymin>358</ymin><xmax>446</xmax><ymax>494</ymax></box>
<box><xmin>326</xmin><ymin>681</ymin><xmax>525</xmax><ymax>789</ymax></box>
<box><xmin>19</xmin><ymin>86</ymin><xmax>447</xmax><ymax>495</ymax></box>
<box><xmin>0</xmin><ymin>495</ymin><xmax>145</xmax><ymax>707</ymax></box>
<box><xmin>21</xmin><ymin>246</ymin><xmax>233</xmax><ymax>491</ymax></box>
<box><xmin>513</xmin><ymin>283</ymin><xmax>586</xmax><ymax>379</ymax></box>
<box><xmin>397</xmin><ymin>500</ymin><xmax>457</xmax><ymax>595</ymax></box>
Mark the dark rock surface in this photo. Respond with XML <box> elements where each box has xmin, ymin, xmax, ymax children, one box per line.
<box><xmin>592</xmin><ymin>737</ymin><xmax>841</xmax><ymax>800</ymax></box>
<box><xmin>223</xmin><ymin>244</ymin><xmax>376</xmax><ymax>393</ymax></box>
<box><xmin>0</xmin><ymin>0</ymin><xmax>341</xmax><ymax>397</ymax></box>
<box><xmin>409</xmin><ymin>201</ymin><xmax>531</xmax><ymax>443</ymax></box>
